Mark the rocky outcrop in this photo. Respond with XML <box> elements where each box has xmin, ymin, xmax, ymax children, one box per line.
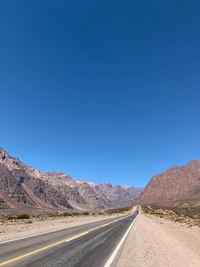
<box><xmin>137</xmin><ymin>160</ymin><xmax>200</xmax><ymax>204</ymax></box>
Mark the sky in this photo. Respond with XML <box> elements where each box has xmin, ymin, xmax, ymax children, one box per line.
<box><xmin>0</xmin><ymin>0</ymin><xmax>200</xmax><ymax>187</ymax></box>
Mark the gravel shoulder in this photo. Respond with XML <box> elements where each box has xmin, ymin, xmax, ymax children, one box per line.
<box><xmin>0</xmin><ymin>214</ymin><xmax>119</xmax><ymax>243</ymax></box>
<box><xmin>117</xmin><ymin>212</ymin><xmax>200</xmax><ymax>267</ymax></box>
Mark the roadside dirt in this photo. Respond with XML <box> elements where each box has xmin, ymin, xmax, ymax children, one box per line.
<box><xmin>0</xmin><ymin>214</ymin><xmax>118</xmax><ymax>243</ymax></box>
<box><xmin>117</xmin><ymin>213</ymin><xmax>200</xmax><ymax>267</ymax></box>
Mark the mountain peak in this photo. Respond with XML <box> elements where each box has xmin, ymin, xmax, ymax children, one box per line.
<box><xmin>137</xmin><ymin>160</ymin><xmax>200</xmax><ymax>204</ymax></box>
<box><xmin>0</xmin><ymin>147</ymin><xmax>142</xmax><ymax>211</ymax></box>
<box><xmin>0</xmin><ymin>147</ymin><xmax>9</xmax><ymax>159</ymax></box>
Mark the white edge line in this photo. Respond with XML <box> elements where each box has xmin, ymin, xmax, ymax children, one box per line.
<box><xmin>104</xmin><ymin>214</ymin><xmax>137</xmax><ymax>267</ymax></box>
<box><xmin>0</xmin><ymin>214</ymin><xmax>137</xmax><ymax>266</ymax></box>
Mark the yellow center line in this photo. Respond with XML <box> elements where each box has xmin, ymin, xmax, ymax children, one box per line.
<box><xmin>0</xmin><ymin>231</ymin><xmax>88</xmax><ymax>266</ymax></box>
<box><xmin>0</xmin><ymin>216</ymin><xmax>128</xmax><ymax>266</ymax></box>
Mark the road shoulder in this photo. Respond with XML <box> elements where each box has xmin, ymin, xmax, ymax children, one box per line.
<box><xmin>117</xmin><ymin>213</ymin><xmax>200</xmax><ymax>267</ymax></box>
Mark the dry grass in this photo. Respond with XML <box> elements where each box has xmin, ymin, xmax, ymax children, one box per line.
<box><xmin>104</xmin><ymin>206</ymin><xmax>132</xmax><ymax>215</ymax></box>
<box><xmin>141</xmin><ymin>201</ymin><xmax>200</xmax><ymax>227</ymax></box>
<box><xmin>0</xmin><ymin>206</ymin><xmax>132</xmax><ymax>223</ymax></box>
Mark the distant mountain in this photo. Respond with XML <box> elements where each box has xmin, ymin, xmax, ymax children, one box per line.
<box><xmin>0</xmin><ymin>148</ymin><xmax>142</xmax><ymax>211</ymax></box>
<box><xmin>137</xmin><ymin>160</ymin><xmax>200</xmax><ymax>204</ymax></box>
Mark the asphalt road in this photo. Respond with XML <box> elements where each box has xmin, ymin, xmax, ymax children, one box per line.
<box><xmin>0</xmin><ymin>212</ymin><xmax>138</xmax><ymax>267</ymax></box>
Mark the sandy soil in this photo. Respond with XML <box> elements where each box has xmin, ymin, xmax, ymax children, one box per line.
<box><xmin>0</xmin><ymin>214</ymin><xmax>118</xmax><ymax>243</ymax></box>
<box><xmin>117</xmin><ymin>213</ymin><xmax>200</xmax><ymax>267</ymax></box>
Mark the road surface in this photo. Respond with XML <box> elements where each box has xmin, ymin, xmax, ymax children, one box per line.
<box><xmin>0</xmin><ymin>212</ymin><xmax>138</xmax><ymax>267</ymax></box>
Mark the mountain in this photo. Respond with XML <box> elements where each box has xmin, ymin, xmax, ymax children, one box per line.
<box><xmin>137</xmin><ymin>160</ymin><xmax>200</xmax><ymax>204</ymax></box>
<box><xmin>0</xmin><ymin>148</ymin><xmax>142</xmax><ymax>211</ymax></box>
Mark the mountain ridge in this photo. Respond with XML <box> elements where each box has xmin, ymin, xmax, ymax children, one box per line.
<box><xmin>137</xmin><ymin>159</ymin><xmax>200</xmax><ymax>204</ymax></box>
<box><xmin>0</xmin><ymin>147</ymin><xmax>142</xmax><ymax>211</ymax></box>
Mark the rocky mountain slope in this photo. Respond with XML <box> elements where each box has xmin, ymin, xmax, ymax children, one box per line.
<box><xmin>138</xmin><ymin>160</ymin><xmax>200</xmax><ymax>204</ymax></box>
<box><xmin>0</xmin><ymin>148</ymin><xmax>142</xmax><ymax>211</ymax></box>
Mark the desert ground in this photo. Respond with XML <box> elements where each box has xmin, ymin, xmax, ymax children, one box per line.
<box><xmin>1</xmin><ymin>208</ymin><xmax>200</xmax><ymax>267</ymax></box>
<box><xmin>117</xmin><ymin>211</ymin><xmax>200</xmax><ymax>267</ymax></box>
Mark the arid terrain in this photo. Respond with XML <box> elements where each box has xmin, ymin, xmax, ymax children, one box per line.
<box><xmin>137</xmin><ymin>159</ymin><xmax>200</xmax><ymax>204</ymax></box>
<box><xmin>0</xmin><ymin>213</ymin><xmax>119</xmax><ymax>243</ymax></box>
<box><xmin>0</xmin><ymin>148</ymin><xmax>142</xmax><ymax>212</ymax></box>
<box><xmin>117</xmin><ymin>211</ymin><xmax>200</xmax><ymax>267</ymax></box>
<box><xmin>0</xmin><ymin>206</ymin><xmax>132</xmax><ymax>242</ymax></box>
<box><xmin>118</xmin><ymin>157</ymin><xmax>200</xmax><ymax>267</ymax></box>
<box><xmin>141</xmin><ymin>200</ymin><xmax>200</xmax><ymax>227</ymax></box>
<box><xmin>1</xmin><ymin>148</ymin><xmax>200</xmax><ymax>266</ymax></box>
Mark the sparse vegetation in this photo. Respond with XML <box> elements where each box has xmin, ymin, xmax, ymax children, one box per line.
<box><xmin>47</xmin><ymin>213</ymin><xmax>58</xmax><ymax>218</ymax></box>
<box><xmin>63</xmin><ymin>212</ymin><xmax>73</xmax><ymax>217</ymax></box>
<box><xmin>17</xmin><ymin>214</ymin><xmax>30</xmax><ymax>220</ymax></box>
<box><xmin>3</xmin><ymin>213</ymin><xmax>31</xmax><ymax>220</ymax></box>
<box><xmin>0</xmin><ymin>205</ymin><xmax>133</xmax><ymax>223</ymax></box>
<box><xmin>5</xmin><ymin>215</ymin><xmax>16</xmax><ymax>220</ymax></box>
<box><xmin>82</xmin><ymin>211</ymin><xmax>89</xmax><ymax>216</ymax></box>
<box><xmin>142</xmin><ymin>202</ymin><xmax>200</xmax><ymax>227</ymax></box>
<box><xmin>71</xmin><ymin>211</ymin><xmax>80</xmax><ymax>216</ymax></box>
<box><xmin>104</xmin><ymin>206</ymin><xmax>132</xmax><ymax>215</ymax></box>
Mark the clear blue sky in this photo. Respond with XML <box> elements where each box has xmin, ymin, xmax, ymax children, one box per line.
<box><xmin>0</xmin><ymin>1</ymin><xmax>200</xmax><ymax>187</ymax></box>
